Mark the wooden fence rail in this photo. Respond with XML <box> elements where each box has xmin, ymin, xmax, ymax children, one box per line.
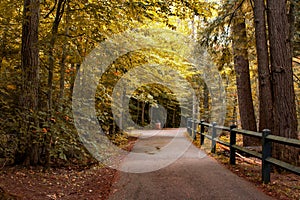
<box><xmin>186</xmin><ymin>118</ymin><xmax>300</xmax><ymax>184</ymax></box>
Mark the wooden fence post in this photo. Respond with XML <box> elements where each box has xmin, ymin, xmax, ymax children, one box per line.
<box><xmin>188</xmin><ymin>118</ymin><xmax>193</xmax><ymax>137</ymax></box>
<box><xmin>262</xmin><ymin>129</ymin><xmax>271</xmax><ymax>184</ymax></box>
<box><xmin>191</xmin><ymin>119</ymin><xmax>194</xmax><ymax>138</ymax></box>
<box><xmin>200</xmin><ymin>120</ymin><xmax>205</xmax><ymax>145</ymax></box>
<box><xmin>187</xmin><ymin>118</ymin><xmax>191</xmax><ymax>136</ymax></box>
<box><xmin>193</xmin><ymin>119</ymin><xmax>197</xmax><ymax>141</ymax></box>
<box><xmin>186</xmin><ymin>117</ymin><xmax>188</xmax><ymax>130</ymax></box>
<box><xmin>211</xmin><ymin>122</ymin><xmax>217</xmax><ymax>153</ymax></box>
<box><xmin>230</xmin><ymin>124</ymin><xmax>237</xmax><ymax>165</ymax></box>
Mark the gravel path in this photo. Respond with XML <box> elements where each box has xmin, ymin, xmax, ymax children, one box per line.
<box><xmin>108</xmin><ymin>128</ymin><xmax>274</xmax><ymax>200</ymax></box>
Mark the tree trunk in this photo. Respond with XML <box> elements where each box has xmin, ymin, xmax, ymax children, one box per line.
<box><xmin>70</xmin><ymin>63</ymin><xmax>80</xmax><ymax>98</ymax></box>
<box><xmin>0</xmin><ymin>57</ymin><xmax>3</xmax><ymax>70</ymax></box>
<box><xmin>203</xmin><ymin>83</ymin><xmax>209</xmax><ymax>121</ymax></box>
<box><xmin>232</xmin><ymin>12</ymin><xmax>259</xmax><ymax>146</ymax></box>
<box><xmin>288</xmin><ymin>1</ymin><xmax>295</xmax><ymax>54</ymax></box>
<box><xmin>172</xmin><ymin>109</ymin><xmax>176</xmax><ymax>127</ymax></box>
<box><xmin>266</xmin><ymin>0</ymin><xmax>299</xmax><ymax>164</ymax></box>
<box><xmin>232</xmin><ymin>96</ymin><xmax>237</xmax><ymax>124</ymax></box>
<box><xmin>253</xmin><ymin>0</ymin><xmax>273</xmax><ymax>132</ymax></box>
<box><xmin>119</xmin><ymin>88</ymin><xmax>126</xmax><ymax>130</ymax></box>
<box><xmin>141</xmin><ymin>101</ymin><xmax>145</xmax><ymax>125</ymax></box>
<box><xmin>136</xmin><ymin>100</ymin><xmax>140</xmax><ymax>124</ymax></box>
<box><xmin>192</xmin><ymin>93</ymin><xmax>197</xmax><ymax>122</ymax></box>
<box><xmin>18</xmin><ymin>0</ymin><xmax>40</xmax><ymax>165</ymax></box>
<box><xmin>43</xmin><ymin>0</ymin><xmax>66</xmax><ymax>166</ymax></box>
<box><xmin>0</xmin><ymin>29</ymin><xmax>7</xmax><ymax>71</ymax></box>
<box><xmin>59</xmin><ymin>1</ymin><xmax>70</xmax><ymax>104</ymax></box>
<box><xmin>47</xmin><ymin>0</ymin><xmax>66</xmax><ymax>112</ymax></box>
<box><xmin>59</xmin><ymin>47</ymin><xmax>66</xmax><ymax>103</ymax></box>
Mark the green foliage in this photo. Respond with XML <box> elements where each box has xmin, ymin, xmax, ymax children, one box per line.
<box><xmin>2</xmin><ymin>0</ymin><xmax>298</xmax><ymax>166</ymax></box>
<box><xmin>46</xmin><ymin>104</ymin><xmax>92</xmax><ymax>165</ymax></box>
<box><xmin>0</xmin><ymin>0</ymin><xmax>205</xmax><ymax>166</ymax></box>
<box><xmin>108</xmin><ymin>133</ymin><xmax>131</xmax><ymax>149</ymax></box>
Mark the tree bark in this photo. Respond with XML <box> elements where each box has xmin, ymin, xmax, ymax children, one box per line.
<box><xmin>0</xmin><ymin>28</ymin><xmax>7</xmax><ymax>71</ymax></box>
<box><xmin>141</xmin><ymin>101</ymin><xmax>145</xmax><ymax>125</ymax></box>
<box><xmin>266</xmin><ymin>0</ymin><xmax>299</xmax><ymax>164</ymax></box>
<box><xmin>18</xmin><ymin>0</ymin><xmax>40</xmax><ymax>165</ymax></box>
<box><xmin>232</xmin><ymin>12</ymin><xmax>259</xmax><ymax>146</ymax></box>
<box><xmin>43</xmin><ymin>0</ymin><xmax>66</xmax><ymax>166</ymax></box>
<box><xmin>47</xmin><ymin>0</ymin><xmax>66</xmax><ymax>112</ymax></box>
<box><xmin>253</xmin><ymin>0</ymin><xmax>273</xmax><ymax>132</ymax></box>
<box><xmin>59</xmin><ymin>1</ymin><xmax>70</xmax><ymax>104</ymax></box>
<box><xmin>203</xmin><ymin>83</ymin><xmax>209</xmax><ymax>121</ymax></box>
<box><xmin>136</xmin><ymin>100</ymin><xmax>140</xmax><ymax>124</ymax></box>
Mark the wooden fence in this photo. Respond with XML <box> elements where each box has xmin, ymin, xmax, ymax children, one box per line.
<box><xmin>186</xmin><ymin>118</ymin><xmax>300</xmax><ymax>184</ymax></box>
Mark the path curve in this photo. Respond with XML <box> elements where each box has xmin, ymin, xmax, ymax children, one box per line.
<box><xmin>108</xmin><ymin>128</ymin><xmax>273</xmax><ymax>200</ymax></box>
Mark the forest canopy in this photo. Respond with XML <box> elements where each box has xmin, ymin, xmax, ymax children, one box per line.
<box><xmin>0</xmin><ymin>0</ymin><xmax>299</xmax><ymax>166</ymax></box>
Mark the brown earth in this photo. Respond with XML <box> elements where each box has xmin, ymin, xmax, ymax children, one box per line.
<box><xmin>0</xmin><ymin>136</ymin><xmax>137</xmax><ymax>200</ymax></box>
<box><xmin>0</xmin><ymin>165</ymin><xmax>116</xmax><ymax>200</ymax></box>
<box><xmin>205</xmin><ymin>143</ymin><xmax>300</xmax><ymax>200</ymax></box>
<box><xmin>0</xmin><ymin>134</ymin><xmax>299</xmax><ymax>200</ymax></box>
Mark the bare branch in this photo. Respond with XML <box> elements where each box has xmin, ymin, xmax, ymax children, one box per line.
<box><xmin>44</xmin><ymin>0</ymin><xmax>58</xmax><ymax>19</ymax></box>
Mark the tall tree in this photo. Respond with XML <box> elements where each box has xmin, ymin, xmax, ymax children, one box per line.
<box><xmin>59</xmin><ymin>1</ymin><xmax>70</xmax><ymax>104</ymax></box>
<box><xmin>253</xmin><ymin>0</ymin><xmax>273</xmax><ymax>133</ymax></box>
<box><xmin>18</xmin><ymin>0</ymin><xmax>40</xmax><ymax>165</ymax></box>
<box><xmin>47</xmin><ymin>0</ymin><xmax>67</xmax><ymax>112</ymax></box>
<box><xmin>266</xmin><ymin>0</ymin><xmax>299</xmax><ymax>163</ymax></box>
<box><xmin>232</xmin><ymin>10</ymin><xmax>258</xmax><ymax>146</ymax></box>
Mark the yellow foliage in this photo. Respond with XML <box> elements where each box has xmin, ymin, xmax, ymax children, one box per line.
<box><xmin>6</xmin><ymin>85</ymin><xmax>16</xmax><ymax>90</ymax></box>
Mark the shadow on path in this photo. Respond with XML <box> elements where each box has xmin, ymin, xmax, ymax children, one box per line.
<box><xmin>109</xmin><ymin>128</ymin><xmax>273</xmax><ymax>200</ymax></box>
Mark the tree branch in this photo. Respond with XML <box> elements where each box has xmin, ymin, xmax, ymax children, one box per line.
<box><xmin>228</xmin><ymin>0</ymin><xmax>246</xmax><ymax>28</ymax></box>
<box><xmin>44</xmin><ymin>0</ymin><xmax>58</xmax><ymax>19</ymax></box>
<box><xmin>57</xmin><ymin>33</ymin><xmax>85</xmax><ymax>38</ymax></box>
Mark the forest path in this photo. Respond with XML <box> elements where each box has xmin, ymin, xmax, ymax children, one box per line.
<box><xmin>108</xmin><ymin>128</ymin><xmax>273</xmax><ymax>200</ymax></box>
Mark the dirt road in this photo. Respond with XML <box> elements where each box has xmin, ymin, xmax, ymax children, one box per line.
<box><xmin>108</xmin><ymin>128</ymin><xmax>273</xmax><ymax>200</ymax></box>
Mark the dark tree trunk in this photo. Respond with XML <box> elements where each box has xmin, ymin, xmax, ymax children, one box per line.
<box><xmin>232</xmin><ymin>96</ymin><xmax>237</xmax><ymax>124</ymax></box>
<box><xmin>172</xmin><ymin>109</ymin><xmax>176</xmax><ymax>127</ymax></box>
<box><xmin>0</xmin><ymin>57</ymin><xmax>2</xmax><ymax>70</ymax></box>
<box><xmin>232</xmin><ymin>12</ymin><xmax>259</xmax><ymax>146</ymax></box>
<box><xmin>266</xmin><ymin>0</ymin><xmax>299</xmax><ymax>164</ymax></box>
<box><xmin>18</xmin><ymin>0</ymin><xmax>40</xmax><ymax>165</ymax></box>
<box><xmin>288</xmin><ymin>1</ymin><xmax>295</xmax><ymax>53</ymax></box>
<box><xmin>47</xmin><ymin>0</ymin><xmax>66</xmax><ymax>112</ymax></box>
<box><xmin>136</xmin><ymin>100</ymin><xmax>140</xmax><ymax>124</ymax></box>
<box><xmin>59</xmin><ymin>1</ymin><xmax>70</xmax><ymax>104</ymax></box>
<box><xmin>253</xmin><ymin>0</ymin><xmax>274</xmax><ymax>132</ymax></box>
<box><xmin>203</xmin><ymin>83</ymin><xmax>209</xmax><ymax>121</ymax></box>
<box><xmin>59</xmin><ymin>48</ymin><xmax>66</xmax><ymax>102</ymax></box>
<box><xmin>141</xmin><ymin>101</ymin><xmax>145</xmax><ymax>125</ymax></box>
<box><xmin>0</xmin><ymin>29</ymin><xmax>7</xmax><ymax>71</ymax></box>
<box><xmin>70</xmin><ymin>63</ymin><xmax>80</xmax><ymax>98</ymax></box>
<box><xmin>69</xmin><ymin>63</ymin><xmax>75</xmax><ymax>96</ymax></box>
<box><xmin>43</xmin><ymin>0</ymin><xmax>66</xmax><ymax>167</ymax></box>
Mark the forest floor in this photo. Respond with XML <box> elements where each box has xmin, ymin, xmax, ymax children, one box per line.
<box><xmin>0</xmin><ymin>137</ymin><xmax>137</xmax><ymax>200</ymax></box>
<box><xmin>0</xmin><ymin>133</ymin><xmax>299</xmax><ymax>200</ymax></box>
<box><xmin>211</xmin><ymin>152</ymin><xmax>300</xmax><ymax>200</ymax></box>
<box><xmin>0</xmin><ymin>165</ymin><xmax>116</xmax><ymax>200</ymax></box>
